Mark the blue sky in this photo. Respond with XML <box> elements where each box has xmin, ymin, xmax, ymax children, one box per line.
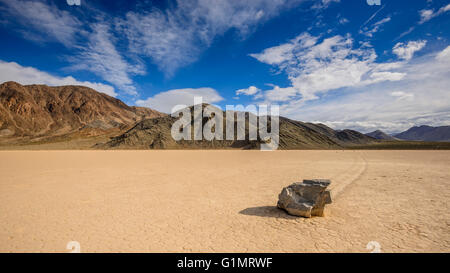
<box><xmin>0</xmin><ymin>0</ymin><xmax>449</xmax><ymax>133</ymax></box>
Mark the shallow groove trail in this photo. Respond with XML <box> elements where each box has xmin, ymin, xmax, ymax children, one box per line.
<box><xmin>329</xmin><ymin>152</ymin><xmax>368</xmax><ymax>200</ymax></box>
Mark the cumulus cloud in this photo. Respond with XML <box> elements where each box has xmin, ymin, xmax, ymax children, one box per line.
<box><xmin>0</xmin><ymin>60</ymin><xmax>117</xmax><ymax>97</ymax></box>
<box><xmin>393</xmin><ymin>40</ymin><xmax>427</xmax><ymax>61</ymax></box>
<box><xmin>136</xmin><ymin>88</ymin><xmax>224</xmax><ymax>113</ymax></box>
<box><xmin>235</xmin><ymin>86</ymin><xmax>262</xmax><ymax>99</ymax></box>
<box><xmin>249</xmin><ymin>31</ymin><xmax>450</xmax><ymax>132</ymax></box>
<box><xmin>259</xmin><ymin>46</ymin><xmax>450</xmax><ymax>133</ymax></box>
<box><xmin>251</xmin><ymin>32</ymin><xmax>407</xmax><ymax>103</ymax></box>
<box><xmin>264</xmin><ymin>86</ymin><xmax>297</xmax><ymax>102</ymax></box>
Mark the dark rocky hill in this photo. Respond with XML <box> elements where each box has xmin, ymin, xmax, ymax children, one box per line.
<box><xmin>98</xmin><ymin>104</ymin><xmax>376</xmax><ymax>150</ymax></box>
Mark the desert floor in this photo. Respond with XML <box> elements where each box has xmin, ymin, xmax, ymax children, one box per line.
<box><xmin>0</xmin><ymin>150</ymin><xmax>449</xmax><ymax>253</ymax></box>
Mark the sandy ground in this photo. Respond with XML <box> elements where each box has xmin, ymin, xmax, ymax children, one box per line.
<box><xmin>0</xmin><ymin>150</ymin><xmax>449</xmax><ymax>253</ymax></box>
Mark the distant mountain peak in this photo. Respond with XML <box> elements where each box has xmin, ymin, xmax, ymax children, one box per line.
<box><xmin>365</xmin><ymin>130</ymin><xmax>397</xmax><ymax>141</ymax></box>
<box><xmin>394</xmin><ymin>125</ymin><xmax>450</xmax><ymax>142</ymax></box>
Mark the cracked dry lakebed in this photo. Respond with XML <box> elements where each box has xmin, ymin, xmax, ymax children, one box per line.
<box><xmin>0</xmin><ymin>150</ymin><xmax>449</xmax><ymax>252</ymax></box>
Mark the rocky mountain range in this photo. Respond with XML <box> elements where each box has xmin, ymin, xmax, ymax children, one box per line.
<box><xmin>98</xmin><ymin>104</ymin><xmax>376</xmax><ymax>150</ymax></box>
<box><xmin>2</xmin><ymin>81</ymin><xmax>448</xmax><ymax>149</ymax></box>
<box><xmin>0</xmin><ymin>81</ymin><xmax>164</xmax><ymax>142</ymax></box>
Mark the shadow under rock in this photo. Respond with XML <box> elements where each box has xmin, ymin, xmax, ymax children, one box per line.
<box><xmin>239</xmin><ymin>206</ymin><xmax>299</xmax><ymax>219</ymax></box>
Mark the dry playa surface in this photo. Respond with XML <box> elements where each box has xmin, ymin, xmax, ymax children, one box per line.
<box><xmin>0</xmin><ymin>150</ymin><xmax>449</xmax><ymax>253</ymax></box>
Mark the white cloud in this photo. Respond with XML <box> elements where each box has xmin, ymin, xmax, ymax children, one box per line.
<box><xmin>369</xmin><ymin>72</ymin><xmax>406</xmax><ymax>83</ymax></box>
<box><xmin>390</xmin><ymin>91</ymin><xmax>414</xmax><ymax>102</ymax></box>
<box><xmin>69</xmin><ymin>24</ymin><xmax>145</xmax><ymax>95</ymax></box>
<box><xmin>360</xmin><ymin>16</ymin><xmax>391</xmax><ymax>37</ymax></box>
<box><xmin>0</xmin><ymin>0</ymin><xmax>81</xmax><ymax>47</ymax></box>
<box><xmin>250</xmin><ymin>43</ymin><xmax>297</xmax><ymax>65</ymax></box>
<box><xmin>419</xmin><ymin>4</ymin><xmax>450</xmax><ymax>24</ymax></box>
<box><xmin>312</xmin><ymin>0</ymin><xmax>340</xmax><ymax>10</ymax></box>
<box><xmin>236</xmin><ymin>86</ymin><xmax>260</xmax><ymax>96</ymax></box>
<box><xmin>251</xmin><ymin>32</ymin><xmax>406</xmax><ymax>103</ymax></box>
<box><xmin>338</xmin><ymin>17</ymin><xmax>349</xmax><ymax>25</ymax></box>
<box><xmin>250</xmin><ymin>31</ymin><xmax>450</xmax><ymax>132</ymax></box>
<box><xmin>117</xmin><ymin>0</ymin><xmax>304</xmax><ymax>76</ymax></box>
<box><xmin>373</xmin><ymin>16</ymin><xmax>391</xmax><ymax>26</ymax></box>
<box><xmin>264</xmin><ymin>86</ymin><xmax>297</xmax><ymax>102</ymax></box>
<box><xmin>0</xmin><ymin>1</ymin><xmax>141</xmax><ymax>96</ymax></box>
<box><xmin>436</xmin><ymin>45</ymin><xmax>450</xmax><ymax>61</ymax></box>
<box><xmin>0</xmin><ymin>0</ymin><xmax>306</xmax><ymax>94</ymax></box>
<box><xmin>392</xmin><ymin>40</ymin><xmax>427</xmax><ymax>61</ymax></box>
<box><xmin>419</xmin><ymin>9</ymin><xmax>435</xmax><ymax>24</ymax></box>
<box><xmin>0</xmin><ymin>60</ymin><xmax>117</xmax><ymax>97</ymax></box>
<box><xmin>273</xmin><ymin>46</ymin><xmax>450</xmax><ymax>133</ymax></box>
<box><xmin>250</xmin><ymin>33</ymin><xmax>318</xmax><ymax>65</ymax></box>
<box><xmin>398</xmin><ymin>4</ymin><xmax>450</xmax><ymax>39</ymax></box>
<box><xmin>235</xmin><ymin>86</ymin><xmax>262</xmax><ymax>99</ymax></box>
<box><xmin>136</xmin><ymin>88</ymin><xmax>224</xmax><ymax>113</ymax></box>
